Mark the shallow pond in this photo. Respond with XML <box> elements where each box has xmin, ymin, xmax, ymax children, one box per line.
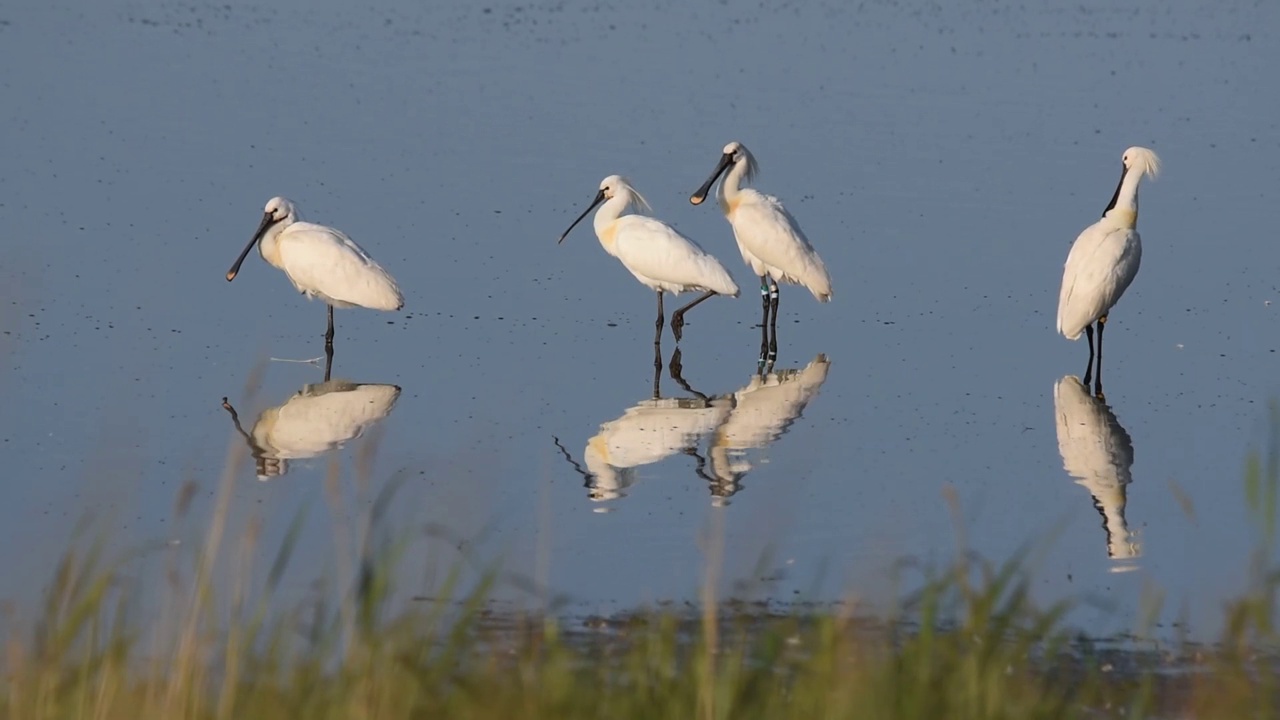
<box><xmin>2</xmin><ymin>0</ymin><xmax>1279</xmax><ymax>641</ymax></box>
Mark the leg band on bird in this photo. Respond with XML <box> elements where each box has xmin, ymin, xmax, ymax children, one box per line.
<box><xmin>768</xmin><ymin>281</ymin><xmax>780</xmax><ymax>356</ymax></box>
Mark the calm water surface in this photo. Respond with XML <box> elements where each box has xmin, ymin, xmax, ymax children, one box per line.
<box><xmin>2</xmin><ymin>0</ymin><xmax>1279</xmax><ymax>640</ymax></box>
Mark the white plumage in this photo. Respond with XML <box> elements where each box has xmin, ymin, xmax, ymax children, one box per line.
<box><xmin>1055</xmin><ymin>147</ymin><xmax>1160</xmax><ymax>390</ymax></box>
<box><xmin>559</xmin><ymin>175</ymin><xmax>739</xmax><ymax>342</ymax></box>
<box><xmin>270</xmin><ymin>223</ymin><xmax>403</xmax><ymax>311</ymax></box>
<box><xmin>226</xmin><ymin>196</ymin><xmax>404</xmax><ymax>345</ymax></box>
<box><xmin>708</xmin><ymin>354</ymin><xmax>831</xmax><ymax>503</ymax></box>
<box><xmin>604</xmin><ymin>214</ymin><xmax>741</xmax><ymax>297</ymax></box>
<box><xmin>1057</xmin><ymin>230</ymin><xmax>1142</xmax><ymax>341</ymax></box>
<box><xmin>582</xmin><ymin>396</ymin><xmax>731</xmax><ymax>502</ymax></box>
<box><xmin>691</xmin><ymin>141</ymin><xmax>832</xmax><ymax>302</ymax></box>
<box><xmin>1053</xmin><ymin>375</ymin><xmax>1140</xmax><ymax>565</ymax></box>
<box><xmin>223</xmin><ymin>380</ymin><xmax>401</xmax><ymax>480</ymax></box>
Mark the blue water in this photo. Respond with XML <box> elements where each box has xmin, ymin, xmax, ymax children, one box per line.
<box><xmin>1</xmin><ymin>0</ymin><xmax>1278</xmax><ymax>640</ymax></box>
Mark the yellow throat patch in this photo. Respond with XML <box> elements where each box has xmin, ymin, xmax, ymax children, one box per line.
<box><xmin>1108</xmin><ymin>208</ymin><xmax>1137</xmax><ymax>229</ymax></box>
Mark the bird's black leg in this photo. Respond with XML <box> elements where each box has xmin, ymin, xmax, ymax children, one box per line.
<box><xmin>758</xmin><ymin>276</ymin><xmax>770</xmax><ymax>363</ymax></box>
<box><xmin>652</xmin><ymin>342</ymin><xmax>662</xmax><ymax>399</ymax></box>
<box><xmin>325</xmin><ymin>305</ymin><xmax>335</xmax><ymax>349</ymax></box>
<box><xmin>668</xmin><ymin>347</ymin><xmax>709</xmax><ymax>401</ymax></box>
<box><xmin>323</xmin><ymin>343</ymin><xmax>335</xmax><ymax>383</ymax></box>
<box><xmin>1082</xmin><ymin>324</ymin><xmax>1096</xmax><ymax>387</ymax></box>
<box><xmin>671</xmin><ymin>290</ymin><xmax>717</xmax><ymax>342</ymax></box>
<box><xmin>767</xmin><ymin>279</ymin><xmax>780</xmax><ymax>361</ymax></box>
<box><xmin>653</xmin><ymin>292</ymin><xmax>665</xmax><ymax>397</ymax></box>
<box><xmin>1094</xmin><ymin>314</ymin><xmax>1107</xmax><ymax>398</ymax></box>
<box><xmin>655</xmin><ymin>291</ymin><xmax>665</xmax><ymax>348</ymax></box>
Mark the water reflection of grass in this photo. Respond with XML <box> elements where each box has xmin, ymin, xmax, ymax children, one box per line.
<box><xmin>4</xmin><ymin>427</ymin><xmax>1280</xmax><ymax>719</ymax></box>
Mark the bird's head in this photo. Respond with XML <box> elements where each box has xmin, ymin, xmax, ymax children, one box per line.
<box><xmin>599</xmin><ymin>175</ymin><xmax>651</xmax><ymax>212</ymax></box>
<box><xmin>691</xmin><ymin>140</ymin><xmax>756</xmax><ymax>205</ymax></box>
<box><xmin>1121</xmin><ymin>147</ymin><xmax>1160</xmax><ymax>180</ymax></box>
<box><xmin>227</xmin><ymin>196</ymin><xmax>297</xmax><ymax>281</ymax></box>
<box><xmin>558</xmin><ymin>175</ymin><xmax>650</xmax><ymax>244</ymax></box>
<box><xmin>1100</xmin><ymin>147</ymin><xmax>1161</xmax><ymax>225</ymax></box>
<box><xmin>263</xmin><ymin>196</ymin><xmax>297</xmax><ymax>223</ymax></box>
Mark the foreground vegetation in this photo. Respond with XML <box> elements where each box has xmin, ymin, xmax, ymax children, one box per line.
<box><xmin>4</xmin><ymin>427</ymin><xmax>1280</xmax><ymax>719</ymax></box>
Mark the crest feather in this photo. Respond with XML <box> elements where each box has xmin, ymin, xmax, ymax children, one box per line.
<box><xmin>737</xmin><ymin>143</ymin><xmax>759</xmax><ymax>185</ymax></box>
<box><xmin>613</xmin><ymin>176</ymin><xmax>652</xmax><ymax>214</ymax></box>
<box><xmin>1124</xmin><ymin>146</ymin><xmax>1161</xmax><ymax>180</ymax></box>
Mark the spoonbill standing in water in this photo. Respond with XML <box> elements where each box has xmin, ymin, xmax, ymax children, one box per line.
<box><xmin>226</xmin><ymin>196</ymin><xmax>404</xmax><ymax>350</ymax></box>
<box><xmin>689</xmin><ymin>142</ymin><xmax>832</xmax><ymax>360</ymax></box>
<box><xmin>1056</xmin><ymin>147</ymin><xmax>1160</xmax><ymax>396</ymax></box>
<box><xmin>559</xmin><ymin>175</ymin><xmax>739</xmax><ymax>345</ymax></box>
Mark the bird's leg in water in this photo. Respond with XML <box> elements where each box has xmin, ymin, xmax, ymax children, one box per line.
<box><xmin>654</xmin><ymin>291</ymin><xmax>665</xmax><ymax>348</ymax></box>
<box><xmin>323</xmin><ymin>344</ymin><xmax>335</xmax><ymax>383</ymax></box>
<box><xmin>653</xmin><ymin>293</ymin><xmax>665</xmax><ymax>397</ymax></box>
<box><xmin>758</xmin><ymin>352</ymin><xmax>776</xmax><ymax>377</ymax></box>
<box><xmin>1082</xmin><ymin>324</ymin><xmax>1096</xmax><ymax>387</ymax></box>
<box><xmin>682</xmin><ymin>446</ymin><xmax>717</xmax><ymax>485</ymax></box>
<box><xmin>669</xmin><ymin>346</ymin><xmax>683</xmax><ymax>378</ymax></box>
<box><xmin>768</xmin><ymin>279</ymin><xmax>780</xmax><ymax>361</ymax></box>
<box><xmin>325</xmin><ymin>305</ymin><xmax>335</xmax><ymax>349</ymax></box>
<box><xmin>652</xmin><ymin>342</ymin><xmax>662</xmax><ymax>399</ymax></box>
<box><xmin>758</xmin><ymin>276</ymin><xmax>770</xmax><ymax>361</ymax></box>
<box><xmin>1093</xmin><ymin>314</ymin><xmax>1108</xmax><ymax>397</ymax></box>
<box><xmin>668</xmin><ymin>347</ymin><xmax>709</xmax><ymax>401</ymax></box>
<box><xmin>671</xmin><ymin>290</ymin><xmax>717</xmax><ymax>342</ymax></box>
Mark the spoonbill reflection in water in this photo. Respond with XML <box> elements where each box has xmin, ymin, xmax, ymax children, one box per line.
<box><xmin>559</xmin><ymin>175</ymin><xmax>739</xmax><ymax>344</ymax></box>
<box><xmin>705</xmin><ymin>354</ymin><xmax>831</xmax><ymax>505</ymax></box>
<box><xmin>221</xmin><ymin>353</ymin><xmax>400</xmax><ymax>480</ymax></box>
<box><xmin>690</xmin><ymin>142</ymin><xmax>832</xmax><ymax>361</ymax></box>
<box><xmin>1056</xmin><ymin>147</ymin><xmax>1160</xmax><ymax>396</ymax></box>
<box><xmin>226</xmin><ymin>196</ymin><xmax>404</xmax><ymax>350</ymax></box>
<box><xmin>1053</xmin><ymin>375</ymin><xmax>1140</xmax><ymax>569</ymax></box>
<box><xmin>554</xmin><ymin>349</ymin><xmax>729</xmax><ymax>507</ymax></box>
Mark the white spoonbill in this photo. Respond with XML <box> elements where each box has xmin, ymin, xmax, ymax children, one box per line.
<box><xmin>559</xmin><ymin>175</ymin><xmax>739</xmax><ymax>343</ymax></box>
<box><xmin>690</xmin><ymin>142</ymin><xmax>832</xmax><ymax>358</ymax></box>
<box><xmin>1053</xmin><ymin>375</ymin><xmax>1140</xmax><ymax>567</ymax></box>
<box><xmin>226</xmin><ymin>196</ymin><xmax>404</xmax><ymax>349</ymax></box>
<box><xmin>1056</xmin><ymin>147</ymin><xmax>1161</xmax><ymax>395</ymax></box>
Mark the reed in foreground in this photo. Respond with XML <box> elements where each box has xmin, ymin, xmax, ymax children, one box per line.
<box><xmin>5</xmin><ymin>412</ymin><xmax>1280</xmax><ymax>719</ymax></box>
